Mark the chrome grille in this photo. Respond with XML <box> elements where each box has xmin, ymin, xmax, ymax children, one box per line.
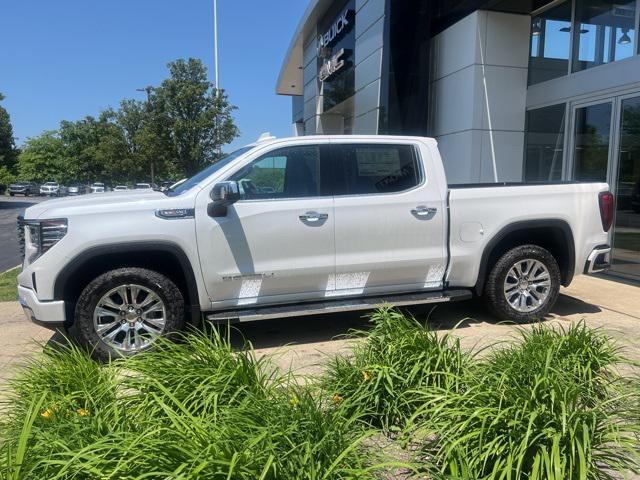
<box><xmin>16</xmin><ymin>216</ymin><xmax>25</xmax><ymax>260</ymax></box>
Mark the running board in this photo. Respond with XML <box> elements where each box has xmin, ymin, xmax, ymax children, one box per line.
<box><xmin>205</xmin><ymin>289</ymin><xmax>473</xmax><ymax>323</ymax></box>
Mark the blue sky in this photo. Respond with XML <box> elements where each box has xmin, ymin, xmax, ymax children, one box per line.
<box><xmin>0</xmin><ymin>0</ymin><xmax>307</xmax><ymax>151</ymax></box>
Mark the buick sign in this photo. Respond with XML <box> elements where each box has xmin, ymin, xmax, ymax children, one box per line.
<box><xmin>318</xmin><ymin>9</ymin><xmax>352</xmax><ymax>48</ymax></box>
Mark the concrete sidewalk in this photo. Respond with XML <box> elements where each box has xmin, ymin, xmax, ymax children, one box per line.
<box><xmin>0</xmin><ymin>274</ymin><xmax>638</xmax><ymax>382</ymax></box>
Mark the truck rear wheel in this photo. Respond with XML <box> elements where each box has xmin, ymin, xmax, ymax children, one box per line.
<box><xmin>69</xmin><ymin>267</ymin><xmax>185</xmax><ymax>360</ymax></box>
<box><xmin>484</xmin><ymin>244</ymin><xmax>560</xmax><ymax>322</ymax></box>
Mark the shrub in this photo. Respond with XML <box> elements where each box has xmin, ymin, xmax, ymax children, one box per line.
<box><xmin>409</xmin><ymin>322</ymin><xmax>640</xmax><ymax>480</ymax></box>
<box><xmin>323</xmin><ymin>307</ymin><xmax>470</xmax><ymax>431</ymax></box>
<box><xmin>0</xmin><ymin>329</ymin><xmax>381</xmax><ymax>479</ymax></box>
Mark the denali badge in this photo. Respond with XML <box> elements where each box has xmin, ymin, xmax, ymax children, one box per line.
<box><xmin>222</xmin><ymin>273</ymin><xmax>275</xmax><ymax>282</ymax></box>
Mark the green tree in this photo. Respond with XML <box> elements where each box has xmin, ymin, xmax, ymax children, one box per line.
<box><xmin>0</xmin><ymin>92</ymin><xmax>18</xmax><ymax>185</ymax></box>
<box><xmin>17</xmin><ymin>132</ymin><xmax>67</xmax><ymax>183</ymax></box>
<box><xmin>154</xmin><ymin>58</ymin><xmax>239</xmax><ymax>176</ymax></box>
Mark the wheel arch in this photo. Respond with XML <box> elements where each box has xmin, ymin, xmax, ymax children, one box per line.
<box><xmin>54</xmin><ymin>241</ymin><xmax>201</xmax><ymax>327</ymax></box>
<box><xmin>474</xmin><ymin>219</ymin><xmax>575</xmax><ymax>296</ymax></box>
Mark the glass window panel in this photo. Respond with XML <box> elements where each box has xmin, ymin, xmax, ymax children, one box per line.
<box><xmin>573</xmin><ymin>0</ymin><xmax>636</xmax><ymax>72</ymax></box>
<box><xmin>612</xmin><ymin>96</ymin><xmax>640</xmax><ymax>279</ymax></box>
<box><xmin>331</xmin><ymin>144</ymin><xmax>420</xmax><ymax>195</ymax></box>
<box><xmin>528</xmin><ymin>1</ymin><xmax>572</xmax><ymax>86</ymax></box>
<box><xmin>230</xmin><ymin>146</ymin><xmax>322</xmax><ymax>199</ymax></box>
<box><xmin>573</xmin><ymin>102</ymin><xmax>612</xmax><ymax>182</ymax></box>
<box><xmin>524</xmin><ymin>104</ymin><xmax>566</xmax><ymax>182</ymax></box>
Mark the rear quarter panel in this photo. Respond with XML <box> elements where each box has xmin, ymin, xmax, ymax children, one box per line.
<box><xmin>447</xmin><ymin>183</ymin><xmax>610</xmax><ymax>288</ymax></box>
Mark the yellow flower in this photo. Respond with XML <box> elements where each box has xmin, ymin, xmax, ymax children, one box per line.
<box><xmin>290</xmin><ymin>396</ymin><xmax>299</xmax><ymax>407</ymax></box>
<box><xmin>76</xmin><ymin>408</ymin><xmax>90</xmax><ymax>417</ymax></box>
<box><xmin>40</xmin><ymin>409</ymin><xmax>53</xmax><ymax>419</ymax></box>
<box><xmin>332</xmin><ymin>394</ymin><xmax>343</xmax><ymax>405</ymax></box>
<box><xmin>362</xmin><ymin>371</ymin><xmax>371</xmax><ymax>382</ymax></box>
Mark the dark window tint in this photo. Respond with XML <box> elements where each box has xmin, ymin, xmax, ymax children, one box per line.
<box><xmin>332</xmin><ymin>144</ymin><xmax>420</xmax><ymax>195</ymax></box>
<box><xmin>230</xmin><ymin>145</ymin><xmax>323</xmax><ymax>199</ymax></box>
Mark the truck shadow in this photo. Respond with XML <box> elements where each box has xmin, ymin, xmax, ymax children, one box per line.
<box><xmin>43</xmin><ymin>292</ymin><xmax>603</xmax><ymax>354</ymax></box>
<box><xmin>224</xmin><ymin>292</ymin><xmax>602</xmax><ymax>351</ymax></box>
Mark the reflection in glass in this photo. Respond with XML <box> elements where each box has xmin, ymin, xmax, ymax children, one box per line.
<box><xmin>573</xmin><ymin>102</ymin><xmax>612</xmax><ymax>182</ymax></box>
<box><xmin>524</xmin><ymin>104</ymin><xmax>566</xmax><ymax>182</ymax></box>
<box><xmin>612</xmin><ymin>96</ymin><xmax>640</xmax><ymax>279</ymax></box>
<box><xmin>528</xmin><ymin>1</ymin><xmax>572</xmax><ymax>85</ymax></box>
<box><xmin>573</xmin><ymin>0</ymin><xmax>636</xmax><ymax>72</ymax></box>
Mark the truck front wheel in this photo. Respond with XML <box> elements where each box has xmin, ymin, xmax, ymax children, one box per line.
<box><xmin>484</xmin><ymin>245</ymin><xmax>561</xmax><ymax>322</ymax></box>
<box><xmin>69</xmin><ymin>267</ymin><xmax>185</xmax><ymax>360</ymax></box>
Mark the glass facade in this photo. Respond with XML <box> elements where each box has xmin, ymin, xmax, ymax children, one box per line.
<box><xmin>524</xmin><ymin>104</ymin><xmax>566</xmax><ymax>181</ymax></box>
<box><xmin>573</xmin><ymin>102</ymin><xmax>612</xmax><ymax>182</ymax></box>
<box><xmin>612</xmin><ymin>96</ymin><xmax>640</xmax><ymax>279</ymax></box>
<box><xmin>529</xmin><ymin>0</ymin><xmax>640</xmax><ymax>85</ymax></box>
<box><xmin>573</xmin><ymin>0</ymin><xmax>637</xmax><ymax>72</ymax></box>
<box><xmin>528</xmin><ymin>1</ymin><xmax>572</xmax><ymax>85</ymax></box>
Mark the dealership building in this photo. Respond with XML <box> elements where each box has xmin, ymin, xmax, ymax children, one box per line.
<box><xmin>277</xmin><ymin>0</ymin><xmax>640</xmax><ymax>281</ymax></box>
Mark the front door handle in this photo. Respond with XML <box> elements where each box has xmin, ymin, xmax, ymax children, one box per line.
<box><xmin>299</xmin><ymin>211</ymin><xmax>329</xmax><ymax>222</ymax></box>
<box><xmin>411</xmin><ymin>206</ymin><xmax>437</xmax><ymax>216</ymax></box>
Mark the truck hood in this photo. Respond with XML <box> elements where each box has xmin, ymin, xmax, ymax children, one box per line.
<box><xmin>24</xmin><ymin>190</ymin><xmax>168</xmax><ymax>219</ymax></box>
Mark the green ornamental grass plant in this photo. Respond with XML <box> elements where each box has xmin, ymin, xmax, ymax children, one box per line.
<box><xmin>323</xmin><ymin>307</ymin><xmax>470</xmax><ymax>431</ymax></box>
<box><xmin>409</xmin><ymin>321</ymin><xmax>640</xmax><ymax>480</ymax></box>
<box><xmin>0</xmin><ymin>329</ymin><xmax>383</xmax><ymax>479</ymax></box>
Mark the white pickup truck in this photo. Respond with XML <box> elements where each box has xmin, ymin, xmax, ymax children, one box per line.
<box><xmin>17</xmin><ymin>135</ymin><xmax>614</xmax><ymax>359</ymax></box>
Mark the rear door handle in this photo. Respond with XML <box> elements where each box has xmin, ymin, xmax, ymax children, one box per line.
<box><xmin>299</xmin><ymin>211</ymin><xmax>329</xmax><ymax>222</ymax></box>
<box><xmin>411</xmin><ymin>206</ymin><xmax>437</xmax><ymax>216</ymax></box>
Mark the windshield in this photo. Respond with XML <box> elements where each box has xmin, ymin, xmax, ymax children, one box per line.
<box><xmin>44</xmin><ymin>182</ymin><xmax>57</xmax><ymax>186</ymax></box>
<box><xmin>165</xmin><ymin>146</ymin><xmax>254</xmax><ymax>196</ymax></box>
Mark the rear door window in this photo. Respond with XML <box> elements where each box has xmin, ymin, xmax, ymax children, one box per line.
<box><xmin>330</xmin><ymin>144</ymin><xmax>421</xmax><ymax>195</ymax></box>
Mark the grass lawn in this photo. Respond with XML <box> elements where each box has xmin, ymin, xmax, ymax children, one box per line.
<box><xmin>0</xmin><ymin>267</ymin><xmax>18</xmax><ymax>302</ymax></box>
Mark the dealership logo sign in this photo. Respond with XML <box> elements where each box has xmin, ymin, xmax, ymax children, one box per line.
<box><xmin>318</xmin><ymin>9</ymin><xmax>352</xmax><ymax>48</ymax></box>
<box><xmin>318</xmin><ymin>48</ymin><xmax>346</xmax><ymax>82</ymax></box>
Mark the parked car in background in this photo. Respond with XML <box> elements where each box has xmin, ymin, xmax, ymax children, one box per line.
<box><xmin>134</xmin><ymin>183</ymin><xmax>153</xmax><ymax>190</ymax></box>
<box><xmin>9</xmin><ymin>181</ymin><xmax>38</xmax><ymax>196</ymax></box>
<box><xmin>40</xmin><ymin>182</ymin><xmax>67</xmax><ymax>197</ymax></box>
<box><xmin>113</xmin><ymin>185</ymin><xmax>129</xmax><ymax>192</ymax></box>
<box><xmin>90</xmin><ymin>182</ymin><xmax>106</xmax><ymax>193</ymax></box>
<box><xmin>67</xmin><ymin>184</ymin><xmax>87</xmax><ymax>196</ymax></box>
<box><xmin>16</xmin><ymin>135</ymin><xmax>614</xmax><ymax>359</ymax></box>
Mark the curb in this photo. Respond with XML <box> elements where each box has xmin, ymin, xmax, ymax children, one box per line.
<box><xmin>1</xmin><ymin>265</ymin><xmax>20</xmax><ymax>276</ymax></box>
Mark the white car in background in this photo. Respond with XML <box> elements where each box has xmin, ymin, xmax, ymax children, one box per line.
<box><xmin>90</xmin><ymin>182</ymin><xmax>106</xmax><ymax>193</ymax></box>
<box><xmin>135</xmin><ymin>183</ymin><xmax>153</xmax><ymax>190</ymax></box>
<box><xmin>113</xmin><ymin>185</ymin><xmax>129</xmax><ymax>192</ymax></box>
<box><xmin>40</xmin><ymin>182</ymin><xmax>67</xmax><ymax>196</ymax></box>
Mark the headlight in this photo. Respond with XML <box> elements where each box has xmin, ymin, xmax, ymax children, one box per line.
<box><xmin>18</xmin><ymin>218</ymin><xmax>68</xmax><ymax>266</ymax></box>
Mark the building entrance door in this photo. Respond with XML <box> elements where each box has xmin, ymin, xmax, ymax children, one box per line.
<box><xmin>568</xmin><ymin>94</ymin><xmax>640</xmax><ymax>280</ymax></box>
<box><xmin>611</xmin><ymin>96</ymin><xmax>640</xmax><ymax>280</ymax></box>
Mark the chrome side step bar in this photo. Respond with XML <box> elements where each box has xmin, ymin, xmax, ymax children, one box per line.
<box><xmin>205</xmin><ymin>289</ymin><xmax>473</xmax><ymax>323</ymax></box>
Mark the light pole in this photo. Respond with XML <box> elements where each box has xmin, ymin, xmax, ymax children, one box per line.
<box><xmin>136</xmin><ymin>86</ymin><xmax>155</xmax><ymax>184</ymax></box>
<box><xmin>213</xmin><ymin>0</ymin><xmax>222</xmax><ymax>158</ymax></box>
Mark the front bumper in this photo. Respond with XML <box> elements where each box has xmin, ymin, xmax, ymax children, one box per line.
<box><xmin>584</xmin><ymin>246</ymin><xmax>612</xmax><ymax>274</ymax></box>
<box><xmin>18</xmin><ymin>285</ymin><xmax>66</xmax><ymax>330</ymax></box>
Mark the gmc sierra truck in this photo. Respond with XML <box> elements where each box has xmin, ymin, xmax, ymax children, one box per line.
<box><xmin>17</xmin><ymin>135</ymin><xmax>614</xmax><ymax>359</ymax></box>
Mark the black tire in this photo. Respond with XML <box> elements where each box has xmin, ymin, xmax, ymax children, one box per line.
<box><xmin>9</xmin><ymin>192</ymin><xmax>14</xmax><ymax>197</ymax></box>
<box><xmin>69</xmin><ymin>267</ymin><xmax>185</xmax><ymax>360</ymax></box>
<box><xmin>484</xmin><ymin>244</ymin><xmax>561</xmax><ymax>323</ymax></box>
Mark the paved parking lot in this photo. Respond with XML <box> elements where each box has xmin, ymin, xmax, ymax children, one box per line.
<box><xmin>0</xmin><ymin>195</ymin><xmax>48</xmax><ymax>271</ymax></box>
<box><xmin>0</xmin><ymin>274</ymin><xmax>638</xmax><ymax>384</ymax></box>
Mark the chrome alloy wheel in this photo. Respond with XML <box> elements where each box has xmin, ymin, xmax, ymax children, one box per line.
<box><xmin>503</xmin><ymin>259</ymin><xmax>551</xmax><ymax>313</ymax></box>
<box><xmin>93</xmin><ymin>284</ymin><xmax>167</xmax><ymax>353</ymax></box>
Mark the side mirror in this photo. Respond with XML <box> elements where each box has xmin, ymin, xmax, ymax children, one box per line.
<box><xmin>208</xmin><ymin>181</ymin><xmax>240</xmax><ymax>217</ymax></box>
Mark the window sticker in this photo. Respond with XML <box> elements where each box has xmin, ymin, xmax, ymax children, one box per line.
<box><xmin>356</xmin><ymin>148</ymin><xmax>401</xmax><ymax>176</ymax></box>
